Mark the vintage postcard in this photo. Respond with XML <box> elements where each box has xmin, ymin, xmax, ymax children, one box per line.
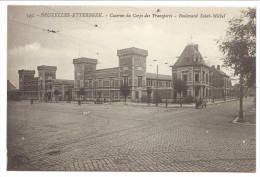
<box><xmin>3</xmin><ymin>1</ymin><xmax>258</xmax><ymax>176</ymax></box>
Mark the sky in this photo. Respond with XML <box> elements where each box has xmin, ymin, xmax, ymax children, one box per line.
<box><xmin>7</xmin><ymin>5</ymin><xmax>248</xmax><ymax>88</ymax></box>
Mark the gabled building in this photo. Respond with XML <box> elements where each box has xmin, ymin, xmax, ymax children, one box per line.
<box><xmin>172</xmin><ymin>44</ymin><xmax>211</xmax><ymax>100</ymax></box>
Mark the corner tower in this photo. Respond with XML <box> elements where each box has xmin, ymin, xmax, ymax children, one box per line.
<box><xmin>73</xmin><ymin>57</ymin><xmax>98</xmax><ymax>89</ymax></box>
<box><xmin>117</xmin><ymin>47</ymin><xmax>148</xmax><ymax>100</ymax></box>
<box><xmin>18</xmin><ymin>70</ymin><xmax>35</xmax><ymax>90</ymax></box>
<box><xmin>37</xmin><ymin>65</ymin><xmax>57</xmax><ymax>99</ymax></box>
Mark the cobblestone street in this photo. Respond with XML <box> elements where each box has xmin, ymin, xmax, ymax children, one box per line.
<box><xmin>7</xmin><ymin>98</ymin><xmax>256</xmax><ymax>172</ymax></box>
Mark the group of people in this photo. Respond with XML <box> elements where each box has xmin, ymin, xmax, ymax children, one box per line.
<box><xmin>195</xmin><ymin>98</ymin><xmax>207</xmax><ymax>109</ymax></box>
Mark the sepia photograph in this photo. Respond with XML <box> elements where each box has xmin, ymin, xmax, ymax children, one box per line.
<box><xmin>2</xmin><ymin>1</ymin><xmax>258</xmax><ymax>175</ymax></box>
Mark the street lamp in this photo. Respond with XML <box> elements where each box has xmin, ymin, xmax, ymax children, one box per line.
<box><xmin>153</xmin><ymin>60</ymin><xmax>159</xmax><ymax>106</ymax></box>
<box><xmin>164</xmin><ymin>62</ymin><xmax>170</xmax><ymax>107</ymax></box>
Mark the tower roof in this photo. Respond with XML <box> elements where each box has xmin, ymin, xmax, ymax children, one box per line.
<box><xmin>37</xmin><ymin>65</ymin><xmax>57</xmax><ymax>71</ymax></box>
<box><xmin>18</xmin><ymin>69</ymin><xmax>35</xmax><ymax>74</ymax></box>
<box><xmin>73</xmin><ymin>57</ymin><xmax>98</xmax><ymax>64</ymax></box>
<box><xmin>117</xmin><ymin>47</ymin><xmax>148</xmax><ymax>56</ymax></box>
<box><xmin>173</xmin><ymin>44</ymin><xmax>209</xmax><ymax>68</ymax></box>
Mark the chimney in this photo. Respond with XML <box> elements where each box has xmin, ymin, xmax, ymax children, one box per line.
<box><xmin>217</xmin><ymin>65</ymin><xmax>220</xmax><ymax>70</ymax></box>
<box><xmin>212</xmin><ymin>65</ymin><xmax>215</xmax><ymax>68</ymax></box>
<box><xmin>194</xmin><ymin>44</ymin><xmax>198</xmax><ymax>51</ymax></box>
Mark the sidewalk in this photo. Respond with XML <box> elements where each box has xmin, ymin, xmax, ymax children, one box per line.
<box><xmin>233</xmin><ymin>109</ymin><xmax>256</xmax><ymax>125</ymax></box>
<box><xmin>207</xmin><ymin>98</ymin><xmax>238</xmax><ymax>106</ymax></box>
<box><xmin>112</xmin><ymin>98</ymin><xmax>239</xmax><ymax>108</ymax></box>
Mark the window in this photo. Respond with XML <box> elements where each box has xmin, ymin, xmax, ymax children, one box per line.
<box><xmin>138</xmin><ymin>76</ymin><xmax>142</xmax><ymax>87</ymax></box>
<box><xmin>89</xmin><ymin>79</ymin><xmax>92</xmax><ymax>88</ymax></box>
<box><xmin>123</xmin><ymin>76</ymin><xmax>128</xmax><ymax>85</ymax></box>
<box><xmin>80</xmin><ymin>80</ymin><xmax>84</xmax><ymax>88</ymax></box>
<box><xmin>183</xmin><ymin>74</ymin><xmax>188</xmax><ymax>81</ymax></box>
<box><xmin>206</xmin><ymin>74</ymin><xmax>208</xmax><ymax>83</ymax></box>
<box><xmin>110</xmin><ymin>77</ymin><xmax>114</xmax><ymax>87</ymax></box>
<box><xmin>147</xmin><ymin>80</ymin><xmax>153</xmax><ymax>87</ymax></box>
<box><xmin>202</xmin><ymin>71</ymin><xmax>205</xmax><ymax>82</ymax></box>
<box><xmin>195</xmin><ymin>73</ymin><xmax>199</xmax><ymax>82</ymax></box>
<box><xmin>173</xmin><ymin>73</ymin><xmax>177</xmax><ymax>82</ymax></box>
<box><xmin>137</xmin><ymin>67</ymin><xmax>142</xmax><ymax>70</ymax></box>
<box><xmin>166</xmin><ymin>81</ymin><xmax>171</xmax><ymax>87</ymax></box>
<box><xmin>99</xmin><ymin>79</ymin><xmax>103</xmax><ymax>87</ymax></box>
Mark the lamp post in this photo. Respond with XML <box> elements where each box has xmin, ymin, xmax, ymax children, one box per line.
<box><xmin>164</xmin><ymin>62</ymin><xmax>170</xmax><ymax>107</ymax></box>
<box><xmin>238</xmin><ymin>73</ymin><xmax>244</xmax><ymax>121</ymax></box>
<box><xmin>153</xmin><ymin>60</ymin><xmax>159</xmax><ymax>106</ymax></box>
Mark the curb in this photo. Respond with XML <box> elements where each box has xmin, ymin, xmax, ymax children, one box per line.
<box><xmin>232</xmin><ymin>116</ymin><xmax>255</xmax><ymax>126</ymax></box>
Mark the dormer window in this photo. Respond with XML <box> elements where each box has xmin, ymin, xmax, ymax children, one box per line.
<box><xmin>193</xmin><ymin>52</ymin><xmax>200</xmax><ymax>62</ymax></box>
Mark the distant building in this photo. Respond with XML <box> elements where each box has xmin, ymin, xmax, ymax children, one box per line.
<box><xmin>146</xmin><ymin>73</ymin><xmax>172</xmax><ymax>101</ymax></box>
<box><xmin>172</xmin><ymin>44</ymin><xmax>211</xmax><ymax>100</ymax></box>
<box><xmin>73</xmin><ymin>47</ymin><xmax>172</xmax><ymax>102</ymax></box>
<box><xmin>211</xmin><ymin>65</ymin><xmax>233</xmax><ymax>100</ymax></box>
<box><xmin>17</xmin><ymin>47</ymin><xmax>172</xmax><ymax>102</ymax></box>
<box><xmin>7</xmin><ymin>80</ymin><xmax>18</xmax><ymax>100</ymax></box>
<box><xmin>18</xmin><ymin>69</ymin><xmax>38</xmax><ymax>99</ymax></box>
<box><xmin>18</xmin><ymin>66</ymin><xmax>74</xmax><ymax>101</ymax></box>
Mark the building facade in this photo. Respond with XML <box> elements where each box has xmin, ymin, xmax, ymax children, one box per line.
<box><xmin>211</xmin><ymin>65</ymin><xmax>233</xmax><ymax>100</ymax></box>
<box><xmin>37</xmin><ymin>65</ymin><xmax>57</xmax><ymax>100</ymax></box>
<box><xmin>73</xmin><ymin>47</ymin><xmax>173</xmax><ymax>102</ymax></box>
<box><xmin>146</xmin><ymin>73</ymin><xmax>173</xmax><ymax>101</ymax></box>
<box><xmin>18</xmin><ymin>69</ymin><xmax>38</xmax><ymax>99</ymax></box>
<box><xmin>172</xmin><ymin>44</ymin><xmax>211</xmax><ymax>100</ymax></box>
<box><xmin>18</xmin><ymin>66</ymin><xmax>74</xmax><ymax>101</ymax></box>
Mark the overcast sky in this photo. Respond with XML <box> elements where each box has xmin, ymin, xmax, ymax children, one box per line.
<box><xmin>7</xmin><ymin>5</ymin><xmax>247</xmax><ymax>88</ymax></box>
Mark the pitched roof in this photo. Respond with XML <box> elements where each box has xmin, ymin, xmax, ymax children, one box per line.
<box><xmin>173</xmin><ymin>44</ymin><xmax>210</xmax><ymax>68</ymax></box>
<box><xmin>146</xmin><ymin>73</ymin><xmax>172</xmax><ymax>81</ymax></box>
<box><xmin>7</xmin><ymin>80</ymin><xmax>17</xmax><ymax>91</ymax></box>
<box><xmin>211</xmin><ymin>67</ymin><xmax>229</xmax><ymax>78</ymax></box>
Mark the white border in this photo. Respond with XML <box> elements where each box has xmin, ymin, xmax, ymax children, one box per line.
<box><xmin>1</xmin><ymin>1</ymin><xmax>259</xmax><ymax>177</ymax></box>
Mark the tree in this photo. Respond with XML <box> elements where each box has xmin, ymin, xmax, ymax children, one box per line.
<box><xmin>65</xmin><ymin>89</ymin><xmax>72</xmax><ymax>103</ymax></box>
<box><xmin>79</xmin><ymin>88</ymin><xmax>85</xmax><ymax>100</ymax></box>
<box><xmin>120</xmin><ymin>83</ymin><xmax>131</xmax><ymax>105</ymax></box>
<box><xmin>146</xmin><ymin>87</ymin><xmax>152</xmax><ymax>106</ymax></box>
<box><xmin>54</xmin><ymin>89</ymin><xmax>59</xmax><ymax>102</ymax></box>
<box><xmin>217</xmin><ymin>8</ymin><xmax>256</xmax><ymax>88</ymax></box>
<box><xmin>173</xmin><ymin>79</ymin><xmax>188</xmax><ymax>107</ymax></box>
<box><xmin>217</xmin><ymin>8</ymin><xmax>256</xmax><ymax>121</ymax></box>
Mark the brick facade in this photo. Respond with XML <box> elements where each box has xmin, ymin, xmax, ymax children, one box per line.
<box><xmin>211</xmin><ymin>65</ymin><xmax>233</xmax><ymax>100</ymax></box>
<box><xmin>73</xmin><ymin>47</ymin><xmax>172</xmax><ymax>102</ymax></box>
<box><xmin>18</xmin><ymin>66</ymin><xmax>74</xmax><ymax>101</ymax></box>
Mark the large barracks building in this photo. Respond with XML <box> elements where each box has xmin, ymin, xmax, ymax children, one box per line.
<box><xmin>73</xmin><ymin>47</ymin><xmax>172</xmax><ymax>101</ymax></box>
<box><xmin>16</xmin><ymin>45</ymin><xmax>235</xmax><ymax>102</ymax></box>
